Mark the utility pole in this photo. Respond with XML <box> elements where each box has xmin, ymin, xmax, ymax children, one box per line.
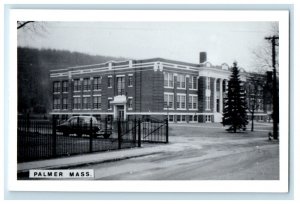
<box><xmin>265</xmin><ymin>35</ymin><xmax>279</xmax><ymax>140</ymax></box>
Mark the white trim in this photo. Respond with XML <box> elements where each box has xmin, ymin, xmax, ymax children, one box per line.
<box><xmin>73</xmin><ymin>95</ymin><xmax>81</xmax><ymax>98</ymax></box>
<box><xmin>49</xmin><ymin>60</ymin><xmax>233</xmax><ymax>79</ymax></box>
<box><xmin>82</xmin><ymin>95</ymin><xmax>91</xmax><ymax>97</ymax></box>
<box><xmin>50</xmin><ymin>64</ymin><xmax>155</xmax><ymax>78</ymax></box>
<box><xmin>163</xmin><ymin>108</ymin><xmax>175</xmax><ymax>111</ymax></box>
<box><xmin>93</xmin><ymin>94</ymin><xmax>102</xmax><ymax>97</ymax></box>
<box><xmin>49</xmin><ymin>112</ymin><xmax>113</xmax><ymax>115</ymax></box>
<box><xmin>128</xmin><ymin>73</ymin><xmax>133</xmax><ymax>76</ymax></box>
<box><xmin>107</xmin><ymin>75</ymin><xmax>112</xmax><ymax>78</ymax></box>
<box><xmin>128</xmin><ymin>96</ymin><xmax>133</xmax><ymax>99</ymax></box>
<box><xmin>116</xmin><ymin>74</ymin><xmax>125</xmax><ymax>77</ymax></box>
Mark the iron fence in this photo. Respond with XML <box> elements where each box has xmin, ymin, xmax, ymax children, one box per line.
<box><xmin>17</xmin><ymin>115</ymin><xmax>168</xmax><ymax>163</ymax></box>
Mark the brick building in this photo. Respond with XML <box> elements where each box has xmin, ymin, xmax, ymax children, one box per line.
<box><xmin>50</xmin><ymin>53</ymin><xmax>260</xmax><ymax>123</ymax></box>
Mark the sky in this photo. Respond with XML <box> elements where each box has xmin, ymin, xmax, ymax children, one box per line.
<box><xmin>17</xmin><ymin>21</ymin><xmax>277</xmax><ymax>71</ymax></box>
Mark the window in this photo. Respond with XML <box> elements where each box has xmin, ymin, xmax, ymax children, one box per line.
<box><xmin>190</xmin><ymin>76</ymin><xmax>198</xmax><ymax>90</ymax></box>
<box><xmin>177</xmin><ymin>74</ymin><xmax>186</xmax><ymax>89</ymax></box>
<box><xmin>164</xmin><ymin>72</ymin><xmax>174</xmax><ymax>88</ymax></box>
<box><xmin>194</xmin><ymin>115</ymin><xmax>198</xmax><ymax>122</ymax></box>
<box><xmin>62</xmin><ymin>81</ymin><xmax>68</xmax><ymax>92</ymax></box>
<box><xmin>164</xmin><ymin>93</ymin><xmax>174</xmax><ymax>109</ymax></box>
<box><xmin>188</xmin><ymin>96</ymin><xmax>192</xmax><ymax>109</ymax></box>
<box><xmin>169</xmin><ymin>115</ymin><xmax>174</xmax><ymax>122</ymax></box>
<box><xmin>128</xmin><ymin>98</ymin><xmax>133</xmax><ymax>109</ymax></box>
<box><xmin>176</xmin><ymin>95</ymin><xmax>180</xmax><ymax>109</ymax></box>
<box><xmin>83</xmin><ymin>78</ymin><xmax>91</xmax><ymax>91</ymax></box>
<box><xmin>73</xmin><ymin>97</ymin><xmax>81</xmax><ymax>109</ymax></box>
<box><xmin>181</xmin><ymin>95</ymin><xmax>186</xmax><ymax>109</ymax></box>
<box><xmin>93</xmin><ymin>77</ymin><xmax>101</xmax><ymax>90</ymax></box>
<box><xmin>206</xmin><ymin>77</ymin><xmax>211</xmax><ymax>90</ymax></box>
<box><xmin>206</xmin><ymin>96</ymin><xmax>211</xmax><ymax>110</ymax></box>
<box><xmin>93</xmin><ymin>96</ymin><xmax>101</xmax><ymax>109</ymax></box>
<box><xmin>108</xmin><ymin>98</ymin><xmax>112</xmax><ymax>110</ymax></box>
<box><xmin>117</xmin><ymin>76</ymin><xmax>125</xmax><ymax>95</ymax></box>
<box><xmin>176</xmin><ymin>94</ymin><xmax>186</xmax><ymax>109</ymax></box>
<box><xmin>108</xmin><ymin>76</ymin><xmax>112</xmax><ymax>88</ymax></box>
<box><xmin>182</xmin><ymin>115</ymin><xmax>186</xmax><ymax>122</ymax></box>
<box><xmin>128</xmin><ymin>75</ymin><xmax>133</xmax><ymax>87</ymax></box>
<box><xmin>83</xmin><ymin>96</ymin><xmax>91</xmax><ymax>109</ymax></box>
<box><xmin>257</xmin><ymin>99</ymin><xmax>263</xmax><ymax>111</ymax></box>
<box><xmin>188</xmin><ymin>95</ymin><xmax>198</xmax><ymax>110</ymax></box>
<box><xmin>73</xmin><ymin>79</ymin><xmax>81</xmax><ymax>92</ymax></box>
<box><xmin>205</xmin><ymin>115</ymin><xmax>212</xmax><ymax>122</ymax></box>
<box><xmin>176</xmin><ymin>115</ymin><xmax>181</xmax><ymax>122</ymax></box>
<box><xmin>53</xmin><ymin>81</ymin><xmax>61</xmax><ymax>93</ymax></box>
<box><xmin>62</xmin><ymin>97</ymin><xmax>68</xmax><ymax>109</ymax></box>
<box><xmin>53</xmin><ymin>98</ymin><xmax>60</xmax><ymax>109</ymax></box>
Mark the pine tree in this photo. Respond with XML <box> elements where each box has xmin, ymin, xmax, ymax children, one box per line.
<box><xmin>222</xmin><ymin>62</ymin><xmax>248</xmax><ymax>132</ymax></box>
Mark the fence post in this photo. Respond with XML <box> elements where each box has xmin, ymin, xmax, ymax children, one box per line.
<box><xmin>105</xmin><ymin>117</ymin><xmax>108</xmax><ymax>137</ymax></box>
<box><xmin>165</xmin><ymin>118</ymin><xmax>169</xmax><ymax>143</ymax></box>
<box><xmin>118</xmin><ymin>119</ymin><xmax>122</xmax><ymax>149</ymax></box>
<box><xmin>26</xmin><ymin>113</ymin><xmax>30</xmax><ymax>136</ymax></box>
<box><xmin>89</xmin><ymin>118</ymin><xmax>93</xmax><ymax>152</ymax></box>
<box><xmin>52</xmin><ymin>116</ymin><xmax>57</xmax><ymax>157</ymax></box>
<box><xmin>138</xmin><ymin>119</ymin><xmax>141</xmax><ymax>147</ymax></box>
<box><xmin>133</xmin><ymin>119</ymin><xmax>136</xmax><ymax>144</ymax></box>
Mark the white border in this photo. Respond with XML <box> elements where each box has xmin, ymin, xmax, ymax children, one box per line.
<box><xmin>8</xmin><ymin>9</ymin><xmax>289</xmax><ymax>193</ymax></box>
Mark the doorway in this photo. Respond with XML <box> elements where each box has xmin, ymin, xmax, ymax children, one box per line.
<box><xmin>117</xmin><ymin>105</ymin><xmax>124</xmax><ymax>120</ymax></box>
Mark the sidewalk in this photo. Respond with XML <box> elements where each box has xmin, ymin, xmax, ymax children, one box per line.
<box><xmin>17</xmin><ymin>144</ymin><xmax>167</xmax><ymax>173</ymax></box>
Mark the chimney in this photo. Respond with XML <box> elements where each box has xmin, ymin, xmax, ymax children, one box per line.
<box><xmin>199</xmin><ymin>52</ymin><xmax>207</xmax><ymax>63</ymax></box>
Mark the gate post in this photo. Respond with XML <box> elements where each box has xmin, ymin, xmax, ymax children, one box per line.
<box><xmin>138</xmin><ymin>119</ymin><xmax>141</xmax><ymax>147</ymax></box>
<box><xmin>165</xmin><ymin>118</ymin><xmax>169</xmax><ymax>143</ymax></box>
<box><xmin>52</xmin><ymin>115</ymin><xmax>57</xmax><ymax>157</ymax></box>
<box><xmin>89</xmin><ymin>118</ymin><xmax>93</xmax><ymax>152</ymax></box>
<box><xmin>118</xmin><ymin>119</ymin><xmax>122</xmax><ymax>149</ymax></box>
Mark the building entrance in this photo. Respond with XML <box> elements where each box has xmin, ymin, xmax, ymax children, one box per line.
<box><xmin>116</xmin><ymin>105</ymin><xmax>125</xmax><ymax>120</ymax></box>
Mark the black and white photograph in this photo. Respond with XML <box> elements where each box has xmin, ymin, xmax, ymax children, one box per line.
<box><xmin>8</xmin><ymin>9</ymin><xmax>290</xmax><ymax>193</ymax></box>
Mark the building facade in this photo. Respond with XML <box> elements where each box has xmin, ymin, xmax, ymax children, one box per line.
<box><xmin>50</xmin><ymin>55</ymin><xmax>258</xmax><ymax>123</ymax></box>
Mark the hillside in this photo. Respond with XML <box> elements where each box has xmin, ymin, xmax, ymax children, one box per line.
<box><xmin>18</xmin><ymin>47</ymin><xmax>127</xmax><ymax>114</ymax></box>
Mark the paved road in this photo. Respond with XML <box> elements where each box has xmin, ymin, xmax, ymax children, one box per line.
<box><xmin>76</xmin><ymin>124</ymin><xmax>279</xmax><ymax>180</ymax></box>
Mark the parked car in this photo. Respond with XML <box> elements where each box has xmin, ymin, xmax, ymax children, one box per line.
<box><xmin>56</xmin><ymin>116</ymin><xmax>112</xmax><ymax>138</ymax></box>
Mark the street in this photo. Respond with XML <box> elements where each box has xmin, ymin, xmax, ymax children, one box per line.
<box><xmin>77</xmin><ymin>122</ymin><xmax>279</xmax><ymax>180</ymax></box>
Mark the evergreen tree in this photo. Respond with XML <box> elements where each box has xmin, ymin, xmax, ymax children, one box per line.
<box><xmin>222</xmin><ymin>62</ymin><xmax>248</xmax><ymax>132</ymax></box>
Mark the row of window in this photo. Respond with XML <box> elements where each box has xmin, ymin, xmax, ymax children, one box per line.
<box><xmin>168</xmin><ymin>115</ymin><xmax>212</xmax><ymax>122</ymax></box>
<box><xmin>168</xmin><ymin>115</ymin><xmax>212</xmax><ymax>123</ymax></box>
<box><xmin>53</xmin><ymin>75</ymin><xmax>134</xmax><ymax>93</ymax></box>
<box><xmin>53</xmin><ymin>96</ymin><xmax>133</xmax><ymax>110</ymax></box>
<box><xmin>164</xmin><ymin>72</ymin><xmax>198</xmax><ymax>90</ymax></box>
<box><xmin>164</xmin><ymin>93</ymin><xmax>198</xmax><ymax>110</ymax></box>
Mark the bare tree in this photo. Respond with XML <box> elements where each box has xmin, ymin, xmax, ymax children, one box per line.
<box><xmin>17</xmin><ymin>21</ymin><xmax>48</xmax><ymax>36</ymax></box>
<box><xmin>17</xmin><ymin>21</ymin><xmax>35</xmax><ymax>29</ymax></box>
<box><xmin>251</xmin><ymin>22</ymin><xmax>279</xmax><ymax>74</ymax></box>
<box><xmin>246</xmin><ymin>73</ymin><xmax>265</xmax><ymax>131</ymax></box>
